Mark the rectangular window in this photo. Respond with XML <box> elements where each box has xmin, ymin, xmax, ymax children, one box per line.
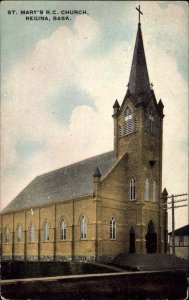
<box><xmin>179</xmin><ymin>236</ymin><xmax>184</xmax><ymax>246</ymax></box>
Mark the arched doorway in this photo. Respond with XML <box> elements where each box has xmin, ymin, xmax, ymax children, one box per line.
<box><xmin>146</xmin><ymin>220</ymin><xmax>157</xmax><ymax>253</ymax></box>
<box><xmin>129</xmin><ymin>226</ymin><xmax>136</xmax><ymax>253</ymax></box>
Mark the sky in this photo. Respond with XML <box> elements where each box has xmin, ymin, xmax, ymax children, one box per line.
<box><xmin>1</xmin><ymin>1</ymin><xmax>188</xmax><ymax>231</ymax></box>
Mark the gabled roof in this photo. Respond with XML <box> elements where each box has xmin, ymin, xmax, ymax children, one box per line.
<box><xmin>2</xmin><ymin>151</ymin><xmax>117</xmax><ymax>214</ymax></box>
<box><xmin>169</xmin><ymin>225</ymin><xmax>189</xmax><ymax>236</ymax></box>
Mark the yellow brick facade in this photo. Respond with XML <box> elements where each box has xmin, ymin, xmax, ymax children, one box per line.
<box><xmin>1</xmin><ymin>139</ymin><xmax>167</xmax><ymax>262</ymax></box>
<box><xmin>1</xmin><ymin>21</ymin><xmax>168</xmax><ymax>262</ymax></box>
<box><xmin>0</xmin><ymin>94</ymin><xmax>168</xmax><ymax>261</ymax></box>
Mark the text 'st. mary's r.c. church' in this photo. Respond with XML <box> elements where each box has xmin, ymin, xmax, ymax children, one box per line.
<box><xmin>1</xmin><ymin>10</ymin><xmax>168</xmax><ymax>262</ymax></box>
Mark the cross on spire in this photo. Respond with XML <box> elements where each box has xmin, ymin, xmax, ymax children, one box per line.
<box><xmin>136</xmin><ymin>5</ymin><xmax>143</xmax><ymax>24</ymax></box>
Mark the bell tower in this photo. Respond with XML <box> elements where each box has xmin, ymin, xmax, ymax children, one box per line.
<box><xmin>113</xmin><ymin>6</ymin><xmax>166</xmax><ymax>253</ymax></box>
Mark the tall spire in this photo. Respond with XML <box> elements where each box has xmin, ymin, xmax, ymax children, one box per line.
<box><xmin>128</xmin><ymin>8</ymin><xmax>151</xmax><ymax>104</ymax></box>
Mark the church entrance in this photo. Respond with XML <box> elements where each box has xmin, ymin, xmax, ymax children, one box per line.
<box><xmin>146</xmin><ymin>220</ymin><xmax>157</xmax><ymax>253</ymax></box>
<box><xmin>129</xmin><ymin>226</ymin><xmax>136</xmax><ymax>253</ymax></box>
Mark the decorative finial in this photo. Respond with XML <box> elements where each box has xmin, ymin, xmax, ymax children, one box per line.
<box><xmin>93</xmin><ymin>166</ymin><xmax>101</xmax><ymax>178</ymax></box>
<box><xmin>162</xmin><ymin>188</ymin><xmax>168</xmax><ymax>196</ymax></box>
<box><xmin>136</xmin><ymin>5</ymin><xmax>143</xmax><ymax>24</ymax></box>
<box><xmin>113</xmin><ymin>99</ymin><xmax>120</xmax><ymax>109</ymax></box>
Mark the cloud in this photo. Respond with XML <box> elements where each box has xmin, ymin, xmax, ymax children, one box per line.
<box><xmin>1</xmin><ymin>14</ymin><xmax>114</xmax><ymax>210</ymax></box>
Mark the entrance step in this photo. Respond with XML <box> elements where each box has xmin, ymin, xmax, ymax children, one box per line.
<box><xmin>112</xmin><ymin>254</ymin><xmax>189</xmax><ymax>273</ymax></box>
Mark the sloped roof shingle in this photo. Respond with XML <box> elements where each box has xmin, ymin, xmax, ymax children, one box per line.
<box><xmin>2</xmin><ymin>151</ymin><xmax>117</xmax><ymax>214</ymax></box>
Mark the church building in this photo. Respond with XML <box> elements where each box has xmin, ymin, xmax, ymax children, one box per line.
<box><xmin>1</xmin><ymin>12</ymin><xmax>168</xmax><ymax>262</ymax></box>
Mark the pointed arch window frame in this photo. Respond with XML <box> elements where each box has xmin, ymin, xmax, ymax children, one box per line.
<box><xmin>30</xmin><ymin>223</ymin><xmax>35</xmax><ymax>243</ymax></box>
<box><xmin>125</xmin><ymin>106</ymin><xmax>133</xmax><ymax>121</ymax></box>
<box><xmin>110</xmin><ymin>217</ymin><xmax>116</xmax><ymax>240</ymax></box>
<box><xmin>60</xmin><ymin>219</ymin><xmax>67</xmax><ymax>241</ymax></box>
<box><xmin>130</xmin><ymin>177</ymin><xmax>136</xmax><ymax>201</ymax></box>
<box><xmin>124</xmin><ymin>106</ymin><xmax>133</xmax><ymax>135</ymax></box>
<box><xmin>4</xmin><ymin>225</ymin><xmax>10</xmax><ymax>244</ymax></box>
<box><xmin>153</xmin><ymin>180</ymin><xmax>157</xmax><ymax>202</ymax></box>
<box><xmin>149</xmin><ymin>107</ymin><xmax>155</xmax><ymax>122</ymax></box>
<box><xmin>80</xmin><ymin>216</ymin><xmax>87</xmax><ymax>240</ymax></box>
<box><xmin>144</xmin><ymin>178</ymin><xmax>150</xmax><ymax>201</ymax></box>
<box><xmin>44</xmin><ymin>221</ymin><xmax>50</xmax><ymax>242</ymax></box>
<box><xmin>145</xmin><ymin>107</ymin><xmax>160</xmax><ymax>137</ymax></box>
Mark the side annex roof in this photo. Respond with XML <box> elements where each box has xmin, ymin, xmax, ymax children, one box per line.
<box><xmin>169</xmin><ymin>225</ymin><xmax>189</xmax><ymax>236</ymax></box>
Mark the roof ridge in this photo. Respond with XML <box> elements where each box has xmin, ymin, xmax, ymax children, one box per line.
<box><xmin>36</xmin><ymin>150</ymin><xmax>114</xmax><ymax>179</ymax></box>
<box><xmin>101</xmin><ymin>152</ymin><xmax>128</xmax><ymax>181</ymax></box>
<box><xmin>1</xmin><ymin>150</ymin><xmax>116</xmax><ymax>214</ymax></box>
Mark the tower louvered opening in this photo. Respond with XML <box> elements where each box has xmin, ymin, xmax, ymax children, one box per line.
<box><xmin>124</xmin><ymin>107</ymin><xmax>133</xmax><ymax>135</ymax></box>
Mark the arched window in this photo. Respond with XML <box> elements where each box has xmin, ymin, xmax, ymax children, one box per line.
<box><xmin>44</xmin><ymin>221</ymin><xmax>49</xmax><ymax>242</ymax></box>
<box><xmin>110</xmin><ymin>218</ymin><xmax>116</xmax><ymax>240</ymax></box>
<box><xmin>149</xmin><ymin>108</ymin><xmax>155</xmax><ymax>121</ymax></box>
<box><xmin>60</xmin><ymin>219</ymin><xmax>66</xmax><ymax>240</ymax></box>
<box><xmin>30</xmin><ymin>223</ymin><xmax>35</xmax><ymax>242</ymax></box>
<box><xmin>153</xmin><ymin>181</ymin><xmax>157</xmax><ymax>202</ymax></box>
<box><xmin>119</xmin><ymin>123</ymin><xmax>123</xmax><ymax>137</ymax></box>
<box><xmin>124</xmin><ymin>106</ymin><xmax>133</xmax><ymax>135</ymax></box>
<box><xmin>4</xmin><ymin>225</ymin><xmax>9</xmax><ymax>243</ymax></box>
<box><xmin>148</xmin><ymin>220</ymin><xmax>156</xmax><ymax>233</ymax></box>
<box><xmin>130</xmin><ymin>177</ymin><xmax>136</xmax><ymax>200</ymax></box>
<box><xmin>145</xmin><ymin>107</ymin><xmax>159</xmax><ymax>136</ymax></box>
<box><xmin>17</xmin><ymin>225</ymin><xmax>22</xmax><ymax>242</ymax></box>
<box><xmin>144</xmin><ymin>178</ymin><xmax>150</xmax><ymax>201</ymax></box>
<box><xmin>146</xmin><ymin>220</ymin><xmax>157</xmax><ymax>253</ymax></box>
<box><xmin>148</xmin><ymin>108</ymin><xmax>158</xmax><ymax>135</ymax></box>
<box><xmin>80</xmin><ymin>216</ymin><xmax>87</xmax><ymax>239</ymax></box>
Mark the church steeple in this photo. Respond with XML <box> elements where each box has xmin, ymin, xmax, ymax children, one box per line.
<box><xmin>113</xmin><ymin>6</ymin><xmax>164</xmax><ymax>160</ymax></box>
<box><xmin>128</xmin><ymin>22</ymin><xmax>150</xmax><ymax>102</ymax></box>
<box><xmin>123</xmin><ymin>6</ymin><xmax>152</xmax><ymax>107</ymax></box>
